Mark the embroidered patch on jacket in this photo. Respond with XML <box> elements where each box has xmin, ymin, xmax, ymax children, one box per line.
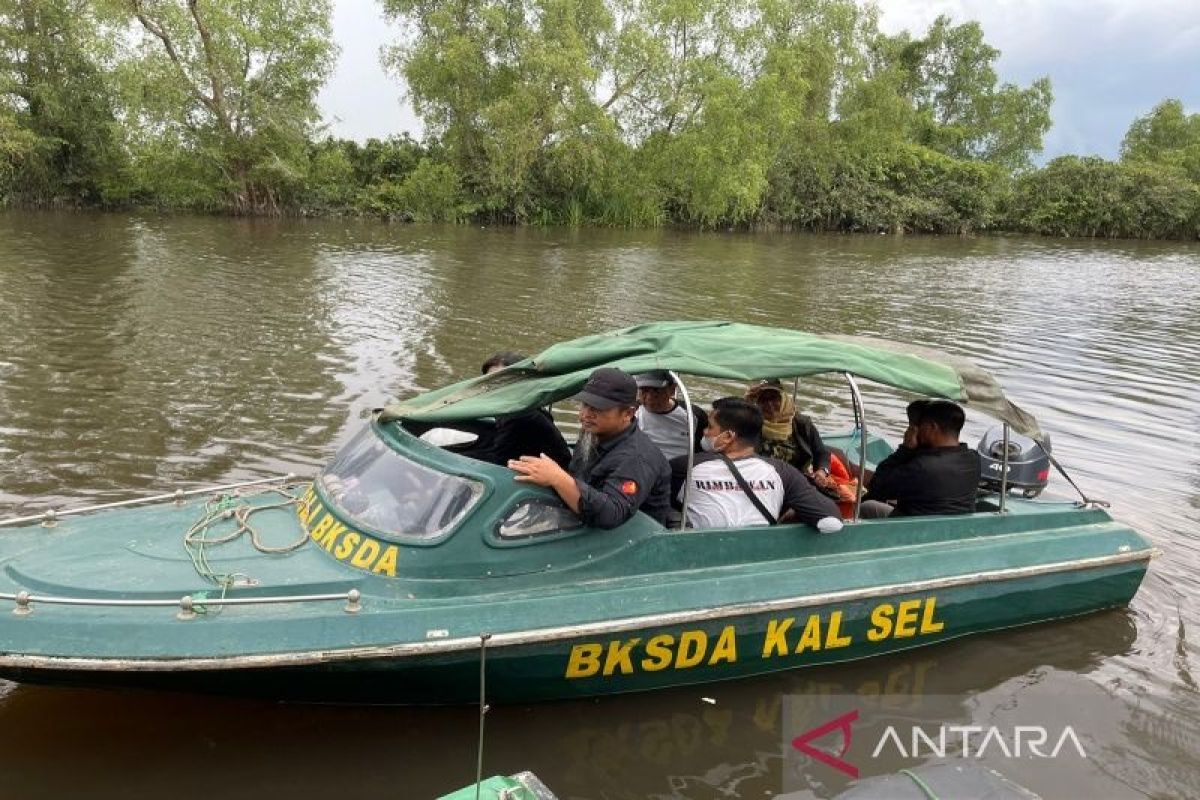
<box><xmin>620</xmin><ymin>480</ymin><xmax>639</xmax><ymax>495</ymax></box>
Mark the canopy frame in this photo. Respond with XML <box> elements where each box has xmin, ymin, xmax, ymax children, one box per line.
<box><xmin>845</xmin><ymin>373</ymin><xmax>867</xmax><ymax>523</ymax></box>
<box><xmin>380</xmin><ymin>321</ymin><xmax>1112</xmax><ymax>510</ymax></box>
<box><xmin>382</xmin><ymin>322</ymin><xmax>1043</xmax><ymax>441</ymax></box>
<box><xmin>669</xmin><ymin>369</ymin><xmax>697</xmax><ymax>531</ymax></box>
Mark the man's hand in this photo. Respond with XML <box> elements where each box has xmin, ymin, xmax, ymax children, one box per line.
<box><xmin>509</xmin><ymin>454</ymin><xmax>567</xmax><ymax>487</ymax></box>
<box><xmin>509</xmin><ymin>454</ymin><xmax>582</xmax><ymax>513</ymax></box>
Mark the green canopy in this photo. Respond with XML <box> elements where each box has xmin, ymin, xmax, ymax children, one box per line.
<box><xmin>381</xmin><ymin>321</ymin><xmax>1042</xmax><ymax>439</ymax></box>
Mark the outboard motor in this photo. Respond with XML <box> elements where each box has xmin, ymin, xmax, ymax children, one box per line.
<box><xmin>976</xmin><ymin>427</ymin><xmax>1052</xmax><ymax>498</ymax></box>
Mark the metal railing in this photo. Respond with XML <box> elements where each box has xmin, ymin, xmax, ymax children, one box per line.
<box><xmin>0</xmin><ymin>474</ymin><xmax>303</xmax><ymax>530</ymax></box>
<box><xmin>669</xmin><ymin>369</ymin><xmax>697</xmax><ymax>531</ymax></box>
<box><xmin>844</xmin><ymin>373</ymin><xmax>867</xmax><ymax>522</ymax></box>
<box><xmin>0</xmin><ymin>587</ymin><xmax>361</xmax><ymax>620</ymax></box>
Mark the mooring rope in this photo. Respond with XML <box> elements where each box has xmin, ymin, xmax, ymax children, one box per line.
<box><xmin>183</xmin><ymin>486</ymin><xmax>309</xmax><ymax>592</ymax></box>
<box><xmin>898</xmin><ymin>768</ymin><xmax>942</xmax><ymax>800</ymax></box>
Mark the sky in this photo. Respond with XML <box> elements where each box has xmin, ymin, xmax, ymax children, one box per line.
<box><xmin>317</xmin><ymin>0</ymin><xmax>1200</xmax><ymax>160</ymax></box>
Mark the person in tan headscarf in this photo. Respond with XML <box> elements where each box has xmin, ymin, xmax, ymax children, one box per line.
<box><xmin>744</xmin><ymin>380</ymin><xmax>831</xmax><ymax>484</ymax></box>
<box><xmin>744</xmin><ymin>380</ymin><xmax>860</xmax><ymax>515</ymax></box>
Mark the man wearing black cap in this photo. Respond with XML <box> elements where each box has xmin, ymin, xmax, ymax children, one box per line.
<box><xmin>509</xmin><ymin>367</ymin><xmax>672</xmax><ymax>529</ymax></box>
<box><xmin>634</xmin><ymin>370</ymin><xmax>708</xmax><ymax>462</ymax></box>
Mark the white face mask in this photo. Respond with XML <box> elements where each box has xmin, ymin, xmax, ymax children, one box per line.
<box><xmin>700</xmin><ymin>432</ymin><xmax>725</xmax><ymax>452</ymax></box>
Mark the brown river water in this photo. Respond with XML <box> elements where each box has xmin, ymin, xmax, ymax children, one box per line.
<box><xmin>0</xmin><ymin>210</ymin><xmax>1197</xmax><ymax>799</ymax></box>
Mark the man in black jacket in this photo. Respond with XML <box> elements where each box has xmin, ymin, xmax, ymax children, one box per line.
<box><xmin>860</xmin><ymin>399</ymin><xmax>982</xmax><ymax>518</ymax></box>
<box><xmin>470</xmin><ymin>352</ymin><xmax>572</xmax><ymax>469</ymax></box>
<box><xmin>508</xmin><ymin>368</ymin><xmax>671</xmax><ymax>529</ymax></box>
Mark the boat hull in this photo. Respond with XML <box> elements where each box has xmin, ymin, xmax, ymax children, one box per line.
<box><xmin>0</xmin><ymin>554</ymin><xmax>1148</xmax><ymax>704</ymax></box>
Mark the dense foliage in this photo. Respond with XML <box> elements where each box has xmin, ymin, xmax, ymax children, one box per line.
<box><xmin>1005</xmin><ymin>100</ymin><xmax>1200</xmax><ymax>239</ymax></box>
<box><xmin>0</xmin><ymin>0</ymin><xmax>1196</xmax><ymax>238</ymax></box>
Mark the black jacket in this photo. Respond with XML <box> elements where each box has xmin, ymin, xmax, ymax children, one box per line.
<box><xmin>758</xmin><ymin>414</ymin><xmax>831</xmax><ymax>474</ymax></box>
<box><xmin>453</xmin><ymin>409</ymin><xmax>571</xmax><ymax>470</ymax></box>
<box><xmin>571</xmin><ymin>422</ymin><xmax>671</xmax><ymax>529</ymax></box>
<box><xmin>791</xmin><ymin>415</ymin><xmax>831</xmax><ymax>472</ymax></box>
<box><xmin>486</xmin><ymin>410</ymin><xmax>572</xmax><ymax>470</ymax></box>
<box><xmin>864</xmin><ymin>444</ymin><xmax>982</xmax><ymax>516</ymax></box>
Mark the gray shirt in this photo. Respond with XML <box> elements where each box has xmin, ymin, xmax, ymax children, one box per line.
<box><xmin>636</xmin><ymin>403</ymin><xmax>694</xmax><ymax>462</ymax></box>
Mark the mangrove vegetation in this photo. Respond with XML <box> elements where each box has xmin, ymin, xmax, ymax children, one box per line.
<box><xmin>1</xmin><ymin>0</ymin><xmax>1197</xmax><ymax>238</ymax></box>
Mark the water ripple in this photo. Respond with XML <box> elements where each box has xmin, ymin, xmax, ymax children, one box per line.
<box><xmin>0</xmin><ymin>214</ymin><xmax>1198</xmax><ymax>796</ymax></box>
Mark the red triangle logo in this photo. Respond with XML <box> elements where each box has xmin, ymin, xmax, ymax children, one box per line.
<box><xmin>791</xmin><ymin>709</ymin><xmax>859</xmax><ymax>778</ymax></box>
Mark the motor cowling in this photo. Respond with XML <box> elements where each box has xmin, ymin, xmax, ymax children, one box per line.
<box><xmin>976</xmin><ymin>426</ymin><xmax>1052</xmax><ymax>498</ymax></box>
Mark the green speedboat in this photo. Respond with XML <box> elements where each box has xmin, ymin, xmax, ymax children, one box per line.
<box><xmin>0</xmin><ymin>322</ymin><xmax>1155</xmax><ymax>703</ymax></box>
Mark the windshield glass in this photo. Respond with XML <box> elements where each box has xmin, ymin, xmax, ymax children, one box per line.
<box><xmin>319</xmin><ymin>425</ymin><xmax>484</xmax><ymax>540</ymax></box>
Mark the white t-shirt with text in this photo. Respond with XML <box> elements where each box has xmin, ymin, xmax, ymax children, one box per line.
<box><xmin>678</xmin><ymin>452</ymin><xmax>836</xmax><ymax>529</ymax></box>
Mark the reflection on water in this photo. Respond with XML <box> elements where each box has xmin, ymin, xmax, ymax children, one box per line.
<box><xmin>0</xmin><ymin>211</ymin><xmax>1198</xmax><ymax>798</ymax></box>
<box><xmin>0</xmin><ymin>614</ymin><xmax>1147</xmax><ymax>799</ymax></box>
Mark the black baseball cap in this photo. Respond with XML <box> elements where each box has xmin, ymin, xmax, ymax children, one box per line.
<box><xmin>573</xmin><ymin>367</ymin><xmax>638</xmax><ymax>410</ymax></box>
<box><xmin>634</xmin><ymin>370</ymin><xmax>673</xmax><ymax>389</ymax></box>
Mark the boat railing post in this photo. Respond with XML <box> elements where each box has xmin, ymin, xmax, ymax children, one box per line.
<box><xmin>474</xmin><ymin>632</ymin><xmax>492</xmax><ymax>800</ymax></box>
<box><xmin>177</xmin><ymin>595</ymin><xmax>197</xmax><ymax>621</ymax></box>
<box><xmin>851</xmin><ymin>389</ymin><xmax>862</xmax><ymax>431</ymax></box>
<box><xmin>669</xmin><ymin>370</ymin><xmax>695</xmax><ymax>531</ymax></box>
<box><xmin>844</xmin><ymin>373</ymin><xmax>867</xmax><ymax>523</ymax></box>
<box><xmin>998</xmin><ymin>422</ymin><xmax>1010</xmax><ymax>514</ymax></box>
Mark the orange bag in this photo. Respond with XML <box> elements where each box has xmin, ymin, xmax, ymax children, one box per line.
<box><xmin>827</xmin><ymin>453</ymin><xmax>859</xmax><ymax>518</ymax></box>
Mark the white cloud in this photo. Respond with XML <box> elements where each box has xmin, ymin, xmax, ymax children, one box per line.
<box><xmin>877</xmin><ymin>0</ymin><xmax>1198</xmax><ymax>64</ymax></box>
<box><xmin>875</xmin><ymin>0</ymin><xmax>1200</xmax><ymax>158</ymax></box>
<box><xmin>317</xmin><ymin>0</ymin><xmax>422</xmax><ymax>142</ymax></box>
<box><xmin>1160</xmin><ymin>23</ymin><xmax>1200</xmax><ymax>59</ymax></box>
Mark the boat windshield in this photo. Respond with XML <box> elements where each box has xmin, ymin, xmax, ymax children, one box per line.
<box><xmin>318</xmin><ymin>426</ymin><xmax>484</xmax><ymax>540</ymax></box>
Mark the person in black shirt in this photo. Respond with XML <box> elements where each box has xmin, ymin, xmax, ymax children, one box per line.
<box><xmin>861</xmin><ymin>399</ymin><xmax>982</xmax><ymax>518</ymax></box>
<box><xmin>508</xmin><ymin>367</ymin><xmax>671</xmax><ymax>529</ymax></box>
<box><xmin>470</xmin><ymin>352</ymin><xmax>572</xmax><ymax>469</ymax></box>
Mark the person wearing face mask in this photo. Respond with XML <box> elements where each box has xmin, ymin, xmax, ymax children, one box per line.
<box><xmin>670</xmin><ymin>398</ymin><xmax>842</xmax><ymax>531</ymax></box>
<box><xmin>859</xmin><ymin>399</ymin><xmax>982</xmax><ymax>518</ymax></box>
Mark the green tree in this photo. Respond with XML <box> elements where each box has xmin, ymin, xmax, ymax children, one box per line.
<box><xmin>346</xmin><ymin>135</ymin><xmax>426</xmax><ymax>187</ymax></box>
<box><xmin>645</xmin><ymin>0</ymin><xmax>865</xmax><ymax>226</ymax></box>
<box><xmin>876</xmin><ymin>16</ymin><xmax>1052</xmax><ymax>171</ymax></box>
<box><xmin>113</xmin><ymin>0</ymin><xmax>336</xmax><ymax>213</ymax></box>
<box><xmin>1120</xmin><ymin>99</ymin><xmax>1200</xmax><ymax>182</ymax></box>
<box><xmin>382</xmin><ymin>0</ymin><xmax>616</xmax><ymax>218</ymax></box>
<box><xmin>301</xmin><ymin>137</ymin><xmax>357</xmax><ymax>210</ymax></box>
<box><xmin>0</xmin><ymin>0</ymin><xmax>125</xmax><ymax>203</ymax></box>
<box><xmin>1007</xmin><ymin>155</ymin><xmax>1199</xmax><ymax>239</ymax></box>
<box><xmin>0</xmin><ymin>111</ymin><xmax>38</xmax><ymax>195</ymax></box>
